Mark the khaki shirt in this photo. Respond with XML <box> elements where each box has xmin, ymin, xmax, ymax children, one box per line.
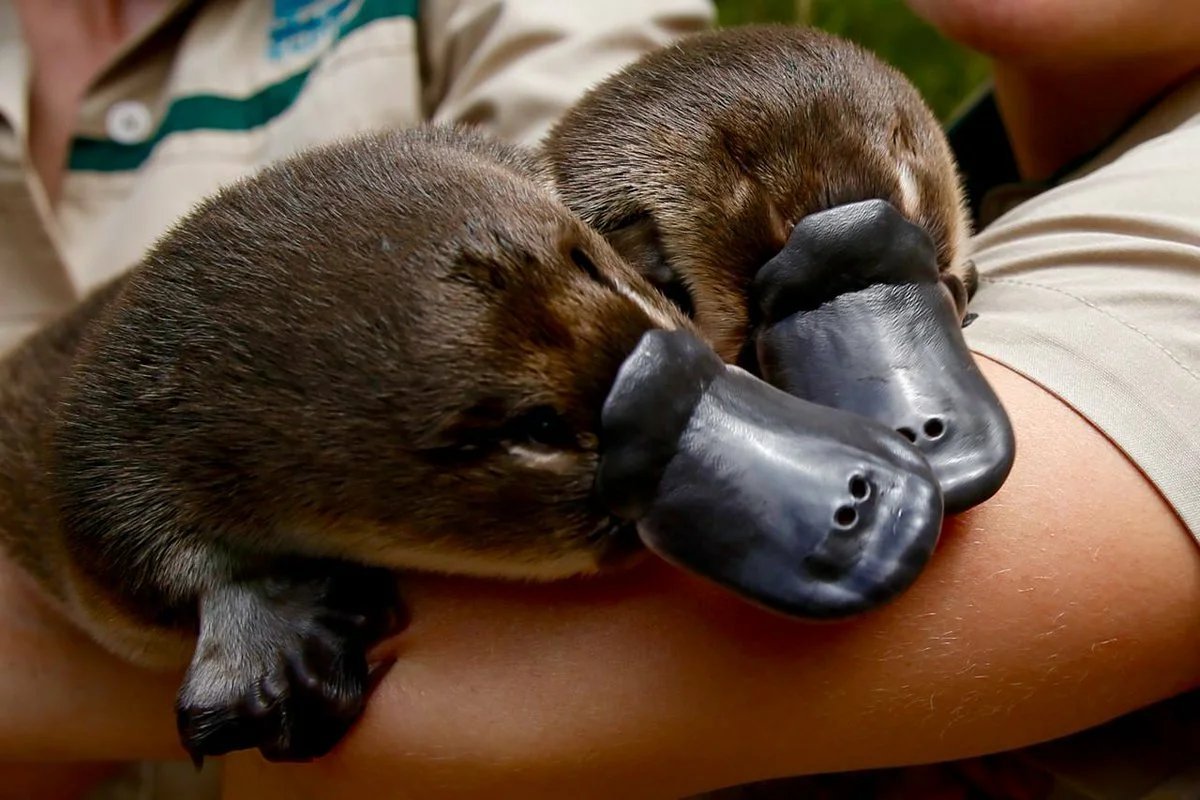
<box><xmin>0</xmin><ymin>0</ymin><xmax>714</xmax><ymax>354</ymax></box>
<box><xmin>964</xmin><ymin>72</ymin><xmax>1200</xmax><ymax>544</ymax></box>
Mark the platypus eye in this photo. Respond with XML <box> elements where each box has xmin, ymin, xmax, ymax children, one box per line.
<box><xmin>570</xmin><ymin>247</ymin><xmax>604</xmax><ymax>284</ymax></box>
<box><xmin>508</xmin><ymin>405</ymin><xmax>577</xmax><ymax>449</ymax></box>
<box><xmin>655</xmin><ymin>272</ymin><xmax>696</xmax><ymax>319</ymax></box>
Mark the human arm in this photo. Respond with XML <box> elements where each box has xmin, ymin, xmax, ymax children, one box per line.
<box><xmin>0</xmin><ymin>555</ymin><xmax>184</xmax><ymax>764</ymax></box>
<box><xmin>217</xmin><ymin>356</ymin><xmax>1200</xmax><ymax>799</ymax></box>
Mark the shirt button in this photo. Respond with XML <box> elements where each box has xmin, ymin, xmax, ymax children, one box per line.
<box><xmin>105</xmin><ymin>100</ymin><xmax>154</xmax><ymax>144</ymax></box>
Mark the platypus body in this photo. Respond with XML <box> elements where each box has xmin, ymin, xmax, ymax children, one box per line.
<box><xmin>0</xmin><ymin>122</ymin><xmax>946</xmax><ymax>763</ymax></box>
<box><xmin>0</xmin><ymin>126</ymin><xmax>690</xmax><ymax>759</ymax></box>
<box><xmin>0</xmin><ymin>24</ymin><xmax>1015</xmax><ymax>766</ymax></box>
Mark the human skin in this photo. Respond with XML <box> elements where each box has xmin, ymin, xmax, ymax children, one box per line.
<box><xmin>215</xmin><ymin>359</ymin><xmax>1200</xmax><ymax>799</ymax></box>
<box><xmin>906</xmin><ymin>0</ymin><xmax>1200</xmax><ymax>179</ymax></box>
<box><xmin>904</xmin><ymin>0</ymin><xmax>1200</xmax><ymax>62</ymax></box>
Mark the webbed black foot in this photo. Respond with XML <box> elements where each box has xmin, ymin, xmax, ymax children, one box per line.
<box><xmin>752</xmin><ymin>199</ymin><xmax>1015</xmax><ymax>514</ymax></box>
<box><xmin>598</xmin><ymin>329</ymin><xmax>943</xmax><ymax>619</ymax></box>
<box><xmin>176</xmin><ymin>561</ymin><xmax>400</xmax><ymax>764</ymax></box>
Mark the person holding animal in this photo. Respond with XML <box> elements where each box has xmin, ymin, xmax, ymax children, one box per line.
<box><xmin>1</xmin><ymin>2</ymin><xmax>1198</xmax><ymax>800</ymax></box>
<box><xmin>2</xmin><ymin>4</ymin><xmax>982</xmax><ymax>790</ymax></box>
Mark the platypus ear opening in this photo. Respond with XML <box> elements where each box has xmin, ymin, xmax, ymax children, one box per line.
<box><xmin>941</xmin><ymin>271</ymin><xmax>970</xmax><ymax>317</ymax></box>
<box><xmin>962</xmin><ymin>259</ymin><xmax>980</xmax><ymax>302</ymax></box>
<box><xmin>605</xmin><ymin>214</ymin><xmax>696</xmax><ymax>318</ymax></box>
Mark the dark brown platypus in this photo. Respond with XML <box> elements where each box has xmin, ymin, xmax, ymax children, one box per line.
<box><xmin>0</xmin><ymin>124</ymin><xmax>943</xmax><ymax>763</ymax></box>
<box><xmin>545</xmin><ymin>24</ymin><xmax>1015</xmax><ymax>514</ymax></box>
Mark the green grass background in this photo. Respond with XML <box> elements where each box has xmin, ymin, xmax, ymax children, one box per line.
<box><xmin>714</xmin><ymin>0</ymin><xmax>991</xmax><ymax>121</ymax></box>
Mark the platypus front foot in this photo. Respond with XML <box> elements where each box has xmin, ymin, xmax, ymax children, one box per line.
<box><xmin>752</xmin><ymin>199</ymin><xmax>1015</xmax><ymax>514</ymax></box>
<box><xmin>176</xmin><ymin>559</ymin><xmax>401</xmax><ymax>764</ymax></box>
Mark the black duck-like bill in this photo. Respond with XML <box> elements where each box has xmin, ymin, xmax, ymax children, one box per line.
<box><xmin>753</xmin><ymin>200</ymin><xmax>1016</xmax><ymax>514</ymax></box>
<box><xmin>597</xmin><ymin>329</ymin><xmax>944</xmax><ymax>620</ymax></box>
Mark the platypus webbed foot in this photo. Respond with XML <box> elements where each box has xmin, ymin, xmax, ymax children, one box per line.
<box><xmin>176</xmin><ymin>561</ymin><xmax>401</xmax><ymax>764</ymax></box>
<box><xmin>752</xmin><ymin>199</ymin><xmax>1015</xmax><ymax>514</ymax></box>
<box><xmin>598</xmin><ymin>329</ymin><xmax>943</xmax><ymax>619</ymax></box>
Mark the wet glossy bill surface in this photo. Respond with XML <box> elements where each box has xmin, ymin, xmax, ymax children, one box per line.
<box><xmin>598</xmin><ymin>329</ymin><xmax>943</xmax><ymax>620</ymax></box>
<box><xmin>753</xmin><ymin>200</ymin><xmax>1015</xmax><ymax>514</ymax></box>
<box><xmin>757</xmin><ymin>282</ymin><xmax>1015</xmax><ymax>514</ymax></box>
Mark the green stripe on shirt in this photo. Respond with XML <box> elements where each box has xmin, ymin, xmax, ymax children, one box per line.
<box><xmin>69</xmin><ymin>0</ymin><xmax>418</xmax><ymax>173</ymax></box>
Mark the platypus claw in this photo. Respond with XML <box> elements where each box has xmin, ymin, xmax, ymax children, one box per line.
<box><xmin>176</xmin><ymin>563</ymin><xmax>400</xmax><ymax>762</ymax></box>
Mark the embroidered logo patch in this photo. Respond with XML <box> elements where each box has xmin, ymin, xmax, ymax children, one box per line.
<box><xmin>269</xmin><ymin>0</ymin><xmax>359</xmax><ymax>60</ymax></box>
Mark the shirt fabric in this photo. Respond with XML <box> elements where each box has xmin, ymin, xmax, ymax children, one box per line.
<box><xmin>962</xmin><ymin>73</ymin><xmax>1200</xmax><ymax>544</ymax></box>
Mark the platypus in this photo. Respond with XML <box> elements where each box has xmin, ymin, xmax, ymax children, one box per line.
<box><xmin>0</xmin><ymin>125</ymin><xmax>943</xmax><ymax>763</ymax></box>
<box><xmin>544</xmin><ymin>24</ymin><xmax>1016</xmax><ymax>513</ymax></box>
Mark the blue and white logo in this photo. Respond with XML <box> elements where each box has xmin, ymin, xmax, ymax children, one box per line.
<box><xmin>269</xmin><ymin>0</ymin><xmax>359</xmax><ymax>60</ymax></box>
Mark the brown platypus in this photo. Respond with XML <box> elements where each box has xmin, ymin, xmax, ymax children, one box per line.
<box><xmin>0</xmin><ymin>125</ymin><xmax>943</xmax><ymax>763</ymax></box>
<box><xmin>544</xmin><ymin>24</ymin><xmax>1015</xmax><ymax>514</ymax></box>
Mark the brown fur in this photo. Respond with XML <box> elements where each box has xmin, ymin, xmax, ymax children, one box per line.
<box><xmin>0</xmin><ymin>125</ymin><xmax>688</xmax><ymax>667</ymax></box>
<box><xmin>543</xmin><ymin>24</ymin><xmax>974</xmax><ymax>363</ymax></box>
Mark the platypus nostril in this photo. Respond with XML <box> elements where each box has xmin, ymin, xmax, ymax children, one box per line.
<box><xmin>834</xmin><ymin>505</ymin><xmax>858</xmax><ymax>528</ymax></box>
<box><xmin>923</xmin><ymin>417</ymin><xmax>946</xmax><ymax>440</ymax></box>
<box><xmin>849</xmin><ymin>474</ymin><xmax>870</xmax><ymax>501</ymax></box>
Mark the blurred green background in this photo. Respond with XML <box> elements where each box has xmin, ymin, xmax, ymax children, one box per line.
<box><xmin>714</xmin><ymin>0</ymin><xmax>990</xmax><ymax>122</ymax></box>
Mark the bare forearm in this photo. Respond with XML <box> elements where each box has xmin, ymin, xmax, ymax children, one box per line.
<box><xmin>0</xmin><ymin>274</ymin><xmax>187</xmax><ymax>762</ymax></box>
<box><xmin>0</xmin><ymin>556</ymin><xmax>183</xmax><ymax>762</ymax></box>
<box><xmin>221</xmin><ymin>359</ymin><xmax>1200</xmax><ymax>799</ymax></box>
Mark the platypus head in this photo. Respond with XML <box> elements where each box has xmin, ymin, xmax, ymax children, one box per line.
<box><xmin>544</xmin><ymin>25</ymin><xmax>1014</xmax><ymax>514</ymax></box>
<box><xmin>236</xmin><ymin>127</ymin><xmax>700</xmax><ymax>580</ymax></box>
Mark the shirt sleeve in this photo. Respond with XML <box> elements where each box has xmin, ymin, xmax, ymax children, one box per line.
<box><xmin>963</xmin><ymin>109</ymin><xmax>1200</xmax><ymax>540</ymax></box>
<box><xmin>417</xmin><ymin>0</ymin><xmax>715</xmax><ymax>147</ymax></box>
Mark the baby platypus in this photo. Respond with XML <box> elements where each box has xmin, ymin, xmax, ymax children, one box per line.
<box><xmin>0</xmin><ymin>125</ymin><xmax>944</xmax><ymax>763</ymax></box>
<box><xmin>544</xmin><ymin>24</ymin><xmax>1016</xmax><ymax>513</ymax></box>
